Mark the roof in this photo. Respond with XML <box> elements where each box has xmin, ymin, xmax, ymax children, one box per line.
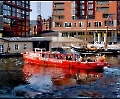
<box><xmin>42</xmin><ymin>31</ymin><xmax>59</xmax><ymax>36</ymax></box>
<box><xmin>0</xmin><ymin>37</ymin><xmax>52</xmax><ymax>42</ymax></box>
<box><xmin>42</xmin><ymin>30</ymin><xmax>55</xmax><ymax>33</ymax></box>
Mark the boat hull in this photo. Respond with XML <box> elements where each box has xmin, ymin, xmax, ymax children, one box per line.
<box><xmin>23</xmin><ymin>54</ymin><xmax>108</xmax><ymax>70</ymax></box>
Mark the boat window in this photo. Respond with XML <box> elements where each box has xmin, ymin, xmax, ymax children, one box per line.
<box><xmin>42</xmin><ymin>54</ymin><xmax>44</xmax><ymax>57</ymax></box>
<box><xmin>44</xmin><ymin>54</ymin><xmax>49</xmax><ymax>58</ymax></box>
<box><xmin>55</xmin><ymin>54</ymin><xmax>59</xmax><ymax>59</ymax></box>
<box><xmin>66</xmin><ymin>55</ymin><xmax>72</xmax><ymax>60</ymax></box>
<box><xmin>50</xmin><ymin>54</ymin><xmax>54</xmax><ymax>58</ymax></box>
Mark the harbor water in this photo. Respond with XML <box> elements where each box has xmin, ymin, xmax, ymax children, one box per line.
<box><xmin>0</xmin><ymin>55</ymin><xmax>120</xmax><ymax>98</ymax></box>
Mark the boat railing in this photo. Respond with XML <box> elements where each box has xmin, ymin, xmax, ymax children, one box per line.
<box><xmin>34</xmin><ymin>48</ymin><xmax>46</xmax><ymax>53</ymax></box>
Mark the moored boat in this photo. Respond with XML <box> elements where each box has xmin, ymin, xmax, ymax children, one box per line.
<box><xmin>22</xmin><ymin>48</ymin><xmax>109</xmax><ymax>71</ymax></box>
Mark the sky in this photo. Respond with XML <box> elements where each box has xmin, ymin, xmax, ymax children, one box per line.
<box><xmin>30</xmin><ymin>1</ymin><xmax>52</xmax><ymax>20</ymax></box>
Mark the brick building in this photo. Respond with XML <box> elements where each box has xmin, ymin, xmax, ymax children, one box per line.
<box><xmin>30</xmin><ymin>16</ymin><xmax>52</xmax><ymax>36</ymax></box>
<box><xmin>0</xmin><ymin>1</ymin><xmax>31</xmax><ymax>37</ymax></box>
<box><xmin>52</xmin><ymin>1</ymin><xmax>120</xmax><ymax>43</ymax></box>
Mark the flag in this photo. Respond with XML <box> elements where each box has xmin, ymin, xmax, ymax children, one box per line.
<box><xmin>107</xmin><ymin>15</ymin><xmax>113</xmax><ymax>21</ymax></box>
<box><xmin>107</xmin><ymin>16</ymin><xmax>113</xmax><ymax>26</ymax></box>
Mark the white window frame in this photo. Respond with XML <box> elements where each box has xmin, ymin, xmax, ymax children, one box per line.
<box><xmin>88</xmin><ymin>4</ymin><xmax>93</xmax><ymax>9</ymax></box>
<box><xmin>64</xmin><ymin>22</ymin><xmax>72</xmax><ymax>28</ymax></box>
<box><xmin>74</xmin><ymin>22</ymin><xmax>77</xmax><ymax>27</ymax></box>
<box><xmin>88</xmin><ymin>1</ymin><xmax>93</xmax><ymax>3</ymax></box>
<box><xmin>79</xmin><ymin>22</ymin><xmax>84</xmax><ymax>27</ymax></box>
<box><xmin>88</xmin><ymin>10</ymin><xmax>93</xmax><ymax>15</ymax></box>
<box><xmin>14</xmin><ymin>44</ymin><xmax>19</xmax><ymax>50</ymax></box>
<box><xmin>81</xmin><ymin>10</ymin><xmax>85</xmax><ymax>15</ymax></box>
<box><xmin>80</xmin><ymin>4</ymin><xmax>85</xmax><ymax>9</ymax></box>
<box><xmin>23</xmin><ymin>44</ymin><xmax>27</xmax><ymax>49</ymax></box>
<box><xmin>80</xmin><ymin>1</ymin><xmax>84</xmax><ymax>3</ymax></box>
<box><xmin>87</xmin><ymin>22</ymin><xmax>91</xmax><ymax>27</ymax></box>
<box><xmin>71</xmin><ymin>9</ymin><xmax>75</xmax><ymax>15</ymax></box>
<box><xmin>94</xmin><ymin>21</ymin><xmax>102</xmax><ymax>27</ymax></box>
<box><xmin>99</xmin><ymin>21</ymin><xmax>102</xmax><ymax>27</ymax></box>
<box><xmin>72</xmin><ymin>15</ymin><xmax>76</xmax><ymax>20</ymax></box>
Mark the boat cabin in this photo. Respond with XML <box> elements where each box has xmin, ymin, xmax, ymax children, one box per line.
<box><xmin>33</xmin><ymin>48</ymin><xmax>74</xmax><ymax>61</ymax></box>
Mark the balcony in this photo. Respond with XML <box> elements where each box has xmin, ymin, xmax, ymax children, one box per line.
<box><xmin>53</xmin><ymin>3</ymin><xmax>64</xmax><ymax>9</ymax></box>
<box><xmin>53</xmin><ymin>16</ymin><xmax>65</xmax><ymax>20</ymax></box>
<box><xmin>96</xmin><ymin>1</ymin><xmax>109</xmax><ymax>7</ymax></box>
<box><xmin>53</xmin><ymin>10</ymin><xmax>64</xmax><ymax>15</ymax></box>
<box><xmin>96</xmin><ymin>7</ymin><xmax>109</xmax><ymax>12</ymax></box>
<box><xmin>78</xmin><ymin>15</ymin><xmax>95</xmax><ymax>20</ymax></box>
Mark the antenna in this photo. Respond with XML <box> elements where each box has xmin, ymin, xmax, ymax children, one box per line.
<box><xmin>37</xmin><ymin>1</ymin><xmax>41</xmax><ymax>16</ymax></box>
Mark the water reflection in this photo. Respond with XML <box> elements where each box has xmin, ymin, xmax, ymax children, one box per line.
<box><xmin>23</xmin><ymin>63</ymin><xmax>103</xmax><ymax>86</ymax></box>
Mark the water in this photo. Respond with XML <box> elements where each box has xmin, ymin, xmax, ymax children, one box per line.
<box><xmin>0</xmin><ymin>55</ymin><xmax>120</xmax><ymax>98</ymax></box>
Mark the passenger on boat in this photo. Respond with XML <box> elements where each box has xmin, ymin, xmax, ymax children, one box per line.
<box><xmin>101</xmin><ymin>54</ymin><xmax>106</xmax><ymax>62</ymax></box>
<box><xmin>86</xmin><ymin>57</ymin><xmax>92</xmax><ymax>62</ymax></box>
<box><xmin>56</xmin><ymin>55</ymin><xmax>59</xmax><ymax>59</ymax></box>
<box><xmin>97</xmin><ymin>54</ymin><xmax>106</xmax><ymax>62</ymax></box>
<box><xmin>79</xmin><ymin>56</ymin><xmax>83</xmax><ymax>62</ymax></box>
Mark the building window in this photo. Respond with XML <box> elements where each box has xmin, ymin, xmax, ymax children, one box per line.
<box><xmin>72</xmin><ymin>15</ymin><xmax>76</xmax><ymax>20</ymax></box>
<box><xmin>12</xmin><ymin>1</ymin><xmax>15</xmax><ymax>4</ymax></box>
<box><xmin>104</xmin><ymin>20</ymin><xmax>113</xmax><ymax>26</ymax></box>
<box><xmin>64</xmin><ymin>22</ymin><xmax>72</xmax><ymax>27</ymax></box>
<box><xmin>14</xmin><ymin>44</ymin><xmax>19</xmax><ymax>50</ymax></box>
<box><xmin>70</xmin><ymin>32</ymin><xmax>76</xmax><ymax>37</ymax></box>
<box><xmin>23</xmin><ymin>44</ymin><xmax>27</xmax><ymax>49</ymax></box>
<box><xmin>88</xmin><ymin>1</ymin><xmax>93</xmax><ymax>3</ymax></box>
<box><xmin>88</xmin><ymin>4</ymin><xmax>93</xmax><ymax>9</ymax></box>
<box><xmin>80</xmin><ymin>10</ymin><xmax>85</xmax><ymax>15</ymax></box>
<box><xmin>80</xmin><ymin>4</ymin><xmax>85</xmax><ymax>9</ymax></box>
<box><xmin>88</xmin><ymin>32</ymin><xmax>93</xmax><ymax>35</ymax></box>
<box><xmin>94</xmin><ymin>22</ymin><xmax>102</xmax><ymax>27</ymax></box>
<box><xmin>74</xmin><ymin>23</ymin><xmax>77</xmax><ymax>27</ymax></box>
<box><xmin>71</xmin><ymin>9</ymin><xmax>75</xmax><ymax>15</ymax></box>
<box><xmin>55</xmin><ymin>22</ymin><xmax>63</xmax><ymax>27</ymax></box>
<box><xmin>78</xmin><ymin>32</ymin><xmax>85</xmax><ymax>35</ymax></box>
<box><xmin>79</xmin><ymin>22</ymin><xmax>84</xmax><ymax>27</ymax></box>
<box><xmin>88</xmin><ymin>10</ymin><xmax>93</xmax><ymax>15</ymax></box>
<box><xmin>62</xmin><ymin>32</ymin><xmax>68</xmax><ymax>37</ymax></box>
<box><xmin>80</xmin><ymin>1</ymin><xmax>84</xmax><ymax>3</ymax></box>
<box><xmin>71</xmin><ymin>2</ymin><xmax>76</xmax><ymax>8</ymax></box>
<box><xmin>12</xmin><ymin>7</ymin><xmax>15</xmax><ymax>12</ymax></box>
<box><xmin>87</xmin><ymin>22</ymin><xmax>91</xmax><ymax>27</ymax></box>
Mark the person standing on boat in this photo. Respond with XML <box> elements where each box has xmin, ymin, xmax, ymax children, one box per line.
<box><xmin>101</xmin><ymin>54</ymin><xmax>106</xmax><ymax>62</ymax></box>
<box><xmin>97</xmin><ymin>54</ymin><xmax>106</xmax><ymax>62</ymax></box>
<box><xmin>79</xmin><ymin>56</ymin><xmax>83</xmax><ymax>62</ymax></box>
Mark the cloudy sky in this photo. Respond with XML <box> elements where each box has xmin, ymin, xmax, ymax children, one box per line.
<box><xmin>30</xmin><ymin>1</ymin><xmax>52</xmax><ymax>20</ymax></box>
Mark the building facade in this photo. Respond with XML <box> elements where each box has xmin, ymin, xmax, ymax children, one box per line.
<box><xmin>0</xmin><ymin>1</ymin><xmax>31</xmax><ymax>37</ymax></box>
<box><xmin>0</xmin><ymin>37</ymin><xmax>51</xmax><ymax>54</ymax></box>
<box><xmin>30</xmin><ymin>16</ymin><xmax>52</xmax><ymax>36</ymax></box>
<box><xmin>52</xmin><ymin>1</ymin><xmax>120</xmax><ymax>43</ymax></box>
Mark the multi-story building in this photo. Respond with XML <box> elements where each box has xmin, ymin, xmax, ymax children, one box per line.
<box><xmin>0</xmin><ymin>1</ymin><xmax>31</xmax><ymax>37</ymax></box>
<box><xmin>52</xmin><ymin>1</ymin><xmax>120</xmax><ymax>43</ymax></box>
<box><xmin>30</xmin><ymin>16</ymin><xmax>52</xmax><ymax>36</ymax></box>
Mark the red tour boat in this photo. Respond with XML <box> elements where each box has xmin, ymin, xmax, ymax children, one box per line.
<box><xmin>22</xmin><ymin>48</ymin><xmax>109</xmax><ymax>70</ymax></box>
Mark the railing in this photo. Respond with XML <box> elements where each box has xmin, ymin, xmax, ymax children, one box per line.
<box><xmin>78</xmin><ymin>15</ymin><xmax>95</xmax><ymax>20</ymax></box>
<box><xmin>96</xmin><ymin>8</ymin><xmax>109</xmax><ymax>12</ymax></box>
<box><xmin>96</xmin><ymin>1</ymin><xmax>109</xmax><ymax>5</ymax></box>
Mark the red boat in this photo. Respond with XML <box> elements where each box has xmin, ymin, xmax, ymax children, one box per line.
<box><xmin>22</xmin><ymin>48</ymin><xmax>109</xmax><ymax>70</ymax></box>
